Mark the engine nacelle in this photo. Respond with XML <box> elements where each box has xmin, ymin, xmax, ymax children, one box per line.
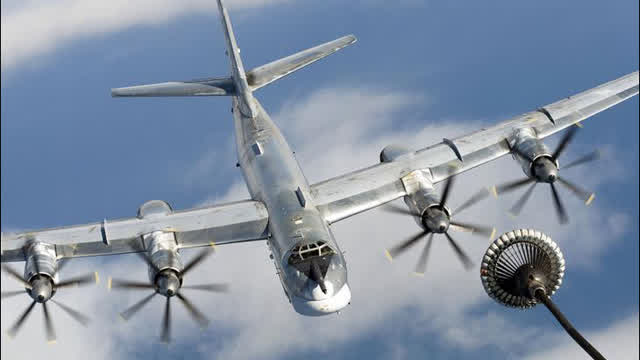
<box><xmin>24</xmin><ymin>242</ymin><xmax>59</xmax><ymax>302</ymax></box>
<box><xmin>136</xmin><ymin>200</ymin><xmax>183</xmax><ymax>285</ymax></box>
<box><xmin>405</xmin><ymin>190</ymin><xmax>452</xmax><ymax>231</ymax></box>
<box><xmin>24</xmin><ymin>242</ymin><xmax>58</xmax><ymax>283</ymax></box>
<box><xmin>144</xmin><ymin>231</ymin><xmax>183</xmax><ymax>285</ymax></box>
<box><xmin>511</xmin><ymin>128</ymin><xmax>558</xmax><ymax>179</ymax></box>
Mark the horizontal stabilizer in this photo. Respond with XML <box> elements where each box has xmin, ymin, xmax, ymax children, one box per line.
<box><xmin>246</xmin><ymin>35</ymin><xmax>357</xmax><ymax>91</ymax></box>
<box><xmin>111</xmin><ymin>77</ymin><xmax>235</xmax><ymax>97</ymax></box>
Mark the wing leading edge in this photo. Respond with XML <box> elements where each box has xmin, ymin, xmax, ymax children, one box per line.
<box><xmin>311</xmin><ymin>71</ymin><xmax>639</xmax><ymax>224</ymax></box>
<box><xmin>1</xmin><ymin>200</ymin><xmax>269</xmax><ymax>263</ymax></box>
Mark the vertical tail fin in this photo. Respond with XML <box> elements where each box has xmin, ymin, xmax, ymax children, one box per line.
<box><xmin>111</xmin><ymin>0</ymin><xmax>357</xmax><ymax>112</ymax></box>
<box><xmin>216</xmin><ymin>0</ymin><xmax>257</xmax><ymax>117</ymax></box>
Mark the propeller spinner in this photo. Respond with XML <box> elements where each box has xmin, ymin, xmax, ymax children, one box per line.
<box><xmin>383</xmin><ymin>175</ymin><xmax>495</xmax><ymax>275</ymax></box>
<box><xmin>1</xmin><ymin>261</ymin><xmax>95</xmax><ymax>343</ymax></box>
<box><xmin>109</xmin><ymin>247</ymin><xmax>229</xmax><ymax>343</ymax></box>
<box><xmin>497</xmin><ymin>126</ymin><xmax>599</xmax><ymax>224</ymax></box>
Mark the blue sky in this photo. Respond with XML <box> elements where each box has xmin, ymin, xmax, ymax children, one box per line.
<box><xmin>1</xmin><ymin>1</ymin><xmax>638</xmax><ymax>359</ymax></box>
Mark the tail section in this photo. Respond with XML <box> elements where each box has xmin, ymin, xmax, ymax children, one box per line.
<box><xmin>216</xmin><ymin>0</ymin><xmax>257</xmax><ymax>117</ymax></box>
<box><xmin>111</xmin><ymin>77</ymin><xmax>235</xmax><ymax>97</ymax></box>
<box><xmin>111</xmin><ymin>0</ymin><xmax>357</xmax><ymax>116</ymax></box>
<box><xmin>246</xmin><ymin>35</ymin><xmax>356</xmax><ymax>91</ymax></box>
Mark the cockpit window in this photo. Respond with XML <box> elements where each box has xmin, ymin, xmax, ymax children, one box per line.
<box><xmin>288</xmin><ymin>241</ymin><xmax>335</xmax><ymax>264</ymax></box>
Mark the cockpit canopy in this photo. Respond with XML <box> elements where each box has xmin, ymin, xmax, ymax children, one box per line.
<box><xmin>288</xmin><ymin>241</ymin><xmax>335</xmax><ymax>265</ymax></box>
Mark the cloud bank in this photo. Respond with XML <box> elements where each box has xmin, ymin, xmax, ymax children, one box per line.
<box><xmin>2</xmin><ymin>86</ymin><xmax>636</xmax><ymax>360</ymax></box>
<box><xmin>0</xmin><ymin>0</ymin><xmax>290</xmax><ymax>70</ymax></box>
<box><xmin>525</xmin><ymin>314</ymin><xmax>639</xmax><ymax>360</ymax></box>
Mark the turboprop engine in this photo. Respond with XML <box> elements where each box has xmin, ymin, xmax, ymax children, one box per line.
<box><xmin>496</xmin><ymin>126</ymin><xmax>599</xmax><ymax>223</ymax></box>
<box><xmin>380</xmin><ymin>145</ymin><xmax>495</xmax><ymax>276</ymax></box>
<box><xmin>108</xmin><ymin>200</ymin><xmax>229</xmax><ymax>343</ymax></box>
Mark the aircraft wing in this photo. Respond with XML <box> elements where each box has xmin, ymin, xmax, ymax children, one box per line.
<box><xmin>1</xmin><ymin>200</ymin><xmax>269</xmax><ymax>263</ymax></box>
<box><xmin>311</xmin><ymin>71</ymin><xmax>639</xmax><ymax>224</ymax></box>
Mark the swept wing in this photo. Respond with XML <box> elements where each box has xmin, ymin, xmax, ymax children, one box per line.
<box><xmin>311</xmin><ymin>71</ymin><xmax>639</xmax><ymax>224</ymax></box>
<box><xmin>1</xmin><ymin>200</ymin><xmax>269</xmax><ymax>262</ymax></box>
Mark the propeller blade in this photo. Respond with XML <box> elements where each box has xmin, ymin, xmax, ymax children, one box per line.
<box><xmin>42</xmin><ymin>302</ymin><xmax>56</xmax><ymax>344</ymax></box>
<box><xmin>120</xmin><ymin>292</ymin><xmax>157</xmax><ymax>321</ymax></box>
<box><xmin>2</xmin><ymin>265</ymin><xmax>32</xmax><ymax>289</ymax></box>
<box><xmin>55</xmin><ymin>273</ymin><xmax>96</xmax><ymax>289</ymax></box>
<box><xmin>557</xmin><ymin>177</ymin><xmax>595</xmax><ymax>205</ymax></box>
<box><xmin>385</xmin><ymin>230</ymin><xmax>430</xmax><ymax>261</ymax></box>
<box><xmin>7</xmin><ymin>300</ymin><xmax>37</xmax><ymax>338</ymax></box>
<box><xmin>508</xmin><ymin>182</ymin><xmax>537</xmax><ymax>216</ymax></box>
<box><xmin>440</xmin><ymin>176</ymin><xmax>455</xmax><ymax>208</ymax></box>
<box><xmin>449</xmin><ymin>221</ymin><xmax>496</xmax><ymax>238</ymax></box>
<box><xmin>495</xmin><ymin>177</ymin><xmax>535</xmax><ymax>195</ymax></box>
<box><xmin>2</xmin><ymin>290</ymin><xmax>26</xmax><ymax>299</ymax></box>
<box><xmin>552</xmin><ymin>126</ymin><xmax>578</xmax><ymax>161</ymax></box>
<box><xmin>444</xmin><ymin>232</ymin><xmax>473</xmax><ymax>270</ymax></box>
<box><xmin>452</xmin><ymin>188</ymin><xmax>492</xmax><ymax>216</ymax></box>
<box><xmin>110</xmin><ymin>279</ymin><xmax>156</xmax><ymax>290</ymax></box>
<box><xmin>50</xmin><ymin>299</ymin><xmax>90</xmax><ymax>327</ymax></box>
<box><xmin>550</xmin><ymin>183</ymin><xmax>569</xmax><ymax>224</ymax></box>
<box><xmin>182</xmin><ymin>248</ymin><xmax>215</xmax><ymax>276</ymax></box>
<box><xmin>562</xmin><ymin>150</ymin><xmax>600</xmax><ymax>170</ymax></box>
<box><xmin>381</xmin><ymin>203</ymin><xmax>414</xmax><ymax>216</ymax></box>
<box><xmin>414</xmin><ymin>233</ymin><xmax>434</xmax><ymax>276</ymax></box>
<box><xmin>160</xmin><ymin>297</ymin><xmax>172</xmax><ymax>344</ymax></box>
<box><xmin>182</xmin><ymin>284</ymin><xmax>230</xmax><ymax>293</ymax></box>
<box><xmin>176</xmin><ymin>293</ymin><xmax>209</xmax><ymax>328</ymax></box>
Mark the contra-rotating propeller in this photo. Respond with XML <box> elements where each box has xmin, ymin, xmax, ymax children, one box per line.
<box><xmin>1</xmin><ymin>261</ymin><xmax>95</xmax><ymax>343</ymax></box>
<box><xmin>497</xmin><ymin>126</ymin><xmax>599</xmax><ymax>224</ymax></box>
<box><xmin>108</xmin><ymin>247</ymin><xmax>229</xmax><ymax>343</ymax></box>
<box><xmin>383</xmin><ymin>175</ymin><xmax>496</xmax><ymax>275</ymax></box>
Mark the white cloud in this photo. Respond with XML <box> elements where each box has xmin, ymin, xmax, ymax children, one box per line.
<box><xmin>0</xmin><ymin>0</ymin><xmax>290</xmax><ymax>70</ymax></box>
<box><xmin>525</xmin><ymin>313</ymin><xmax>639</xmax><ymax>360</ymax></box>
<box><xmin>1</xmin><ymin>86</ymin><xmax>635</xmax><ymax>360</ymax></box>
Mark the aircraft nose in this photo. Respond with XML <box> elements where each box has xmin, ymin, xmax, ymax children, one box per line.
<box><xmin>307</xmin><ymin>281</ymin><xmax>334</xmax><ymax>300</ymax></box>
<box><xmin>292</xmin><ymin>284</ymin><xmax>352</xmax><ymax>317</ymax></box>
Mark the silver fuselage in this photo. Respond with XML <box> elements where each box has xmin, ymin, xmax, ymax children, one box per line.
<box><xmin>232</xmin><ymin>97</ymin><xmax>351</xmax><ymax>316</ymax></box>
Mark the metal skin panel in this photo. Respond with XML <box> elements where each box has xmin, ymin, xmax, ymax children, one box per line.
<box><xmin>1</xmin><ymin>0</ymin><xmax>637</xmax><ymax>319</ymax></box>
<box><xmin>1</xmin><ymin>201</ymin><xmax>269</xmax><ymax>262</ymax></box>
<box><xmin>246</xmin><ymin>35</ymin><xmax>357</xmax><ymax>91</ymax></box>
<box><xmin>232</xmin><ymin>97</ymin><xmax>349</xmax><ymax>307</ymax></box>
<box><xmin>541</xmin><ymin>71</ymin><xmax>639</xmax><ymax>125</ymax></box>
<box><xmin>111</xmin><ymin>77</ymin><xmax>235</xmax><ymax>97</ymax></box>
<box><xmin>216</xmin><ymin>0</ymin><xmax>256</xmax><ymax>118</ymax></box>
<box><xmin>311</xmin><ymin>71</ymin><xmax>639</xmax><ymax>223</ymax></box>
<box><xmin>510</xmin><ymin>127</ymin><xmax>556</xmax><ymax>178</ymax></box>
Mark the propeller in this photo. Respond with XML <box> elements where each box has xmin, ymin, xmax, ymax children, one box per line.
<box><xmin>109</xmin><ymin>247</ymin><xmax>229</xmax><ymax>343</ymax></box>
<box><xmin>496</xmin><ymin>127</ymin><xmax>599</xmax><ymax>224</ymax></box>
<box><xmin>1</xmin><ymin>265</ymin><xmax>96</xmax><ymax>343</ymax></box>
<box><xmin>383</xmin><ymin>176</ymin><xmax>495</xmax><ymax>275</ymax></box>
